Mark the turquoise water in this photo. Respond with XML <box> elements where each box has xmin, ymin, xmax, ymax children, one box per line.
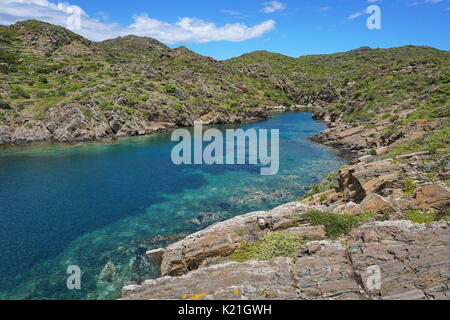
<box><xmin>0</xmin><ymin>113</ymin><xmax>346</xmax><ymax>300</ymax></box>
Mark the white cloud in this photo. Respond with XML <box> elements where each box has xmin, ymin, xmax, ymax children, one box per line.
<box><xmin>130</xmin><ymin>14</ymin><xmax>275</xmax><ymax>43</ymax></box>
<box><xmin>0</xmin><ymin>0</ymin><xmax>275</xmax><ymax>43</ymax></box>
<box><xmin>410</xmin><ymin>0</ymin><xmax>443</xmax><ymax>5</ymax></box>
<box><xmin>261</xmin><ymin>1</ymin><xmax>286</xmax><ymax>14</ymax></box>
<box><xmin>347</xmin><ymin>11</ymin><xmax>364</xmax><ymax>20</ymax></box>
<box><xmin>220</xmin><ymin>9</ymin><xmax>248</xmax><ymax>18</ymax></box>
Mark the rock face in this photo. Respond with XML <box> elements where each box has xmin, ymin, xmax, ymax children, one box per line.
<box><xmin>122</xmin><ymin>221</ymin><xmax>450</xmax><ymax>300</ymax></box>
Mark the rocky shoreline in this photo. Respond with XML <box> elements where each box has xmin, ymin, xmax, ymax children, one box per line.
<box><xmin>1</xmin><ymin>20</ymin><xmax>448</xmax><ymax>300</ymax></box>
<box><xmin>120</xmin><ymin>108</ymin><xmax>450</xmax><ymax>300</ymax></box>
<box><xmin>0</xmin><ymin>104</ymin><xmax>309</xmax><ymax>146</ymax></box>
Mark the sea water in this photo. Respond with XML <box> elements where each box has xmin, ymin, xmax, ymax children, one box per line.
<box><xmin>0</xmin><ymin>113</ymin><xmax>346</xmax><ymax>300</ymax></box>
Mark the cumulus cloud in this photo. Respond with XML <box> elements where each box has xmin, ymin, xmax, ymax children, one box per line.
<box><xmin>0</xmin><ymin>0</ymin><xmax>276</xmax><ymax>43</ymax></box>
<box><xmin>260</xmin><ymin>1</ymin><xmax>286</xmax><ymax>14</ymax></box>
<box><xmin>129</xmin><ymin>14</ymin><xmax>275</xmax><ymax>43</ymax></box>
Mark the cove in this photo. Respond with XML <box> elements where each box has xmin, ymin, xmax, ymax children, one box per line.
<box><xmin>0</xmin><ymin>112</ymin><xmax>346</xmax><ymax>300</ymax></box>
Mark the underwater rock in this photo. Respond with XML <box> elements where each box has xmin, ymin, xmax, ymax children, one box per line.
<box><xmin>100</xmin><ymin>262</ymin><xmax>116</xmax><ymax>283</ymax></box>
<box><xmin>139</xmin><ymin>233</ymin><xmax>189</xmax><ymax>248</ymax></box>
<box><xmin>189</xmin><ymin>212</ymin><xmax>220</xmax><ymax>226</ymax></box>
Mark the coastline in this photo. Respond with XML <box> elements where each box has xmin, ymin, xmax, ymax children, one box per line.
<box><xmin>0</xmin><ymin>105</ymin><xmax>313</xmax><ymax>147</ymax></box>
<box><xmin>120</xmin><ymin>107</ymin><xmax>450</xmax><ymax>300</ymax></box>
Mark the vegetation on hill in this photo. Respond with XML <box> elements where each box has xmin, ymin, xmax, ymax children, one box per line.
<box><xmin>0</xmin><ymin>20</ymin><xmax>448</xmax><ymax>127</ymax></box>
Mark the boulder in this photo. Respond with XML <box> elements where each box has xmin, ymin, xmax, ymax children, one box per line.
<box><xmin>414</xmin><ymin>183</ymin><xmax>450</xmax><ymax>214</ymax></box>
<box><xmin>360</xmin><ymin>193</ymin><xmax>398</xmax><ymax>214</ymax></box>
<box><xmin>146</xmin><ymin>248</ymin><xmax>165</xmax><ymax>267</ymax></box>
<box><xmin>285</xmin><ymin>225</ymin><xmax>327</xmax><ymax>241</ymax></box>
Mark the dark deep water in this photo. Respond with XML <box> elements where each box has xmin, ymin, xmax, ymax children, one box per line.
<box><xmin>0</xmin><ymin>113</ymin><xmax>346</xmax><ymax>299</ymax></box>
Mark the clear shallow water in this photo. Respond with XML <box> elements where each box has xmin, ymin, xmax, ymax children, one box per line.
<box><xmin>0</xmin><ymin>113</ymin><xmax>346</xmax><ymax>300</ymax></box>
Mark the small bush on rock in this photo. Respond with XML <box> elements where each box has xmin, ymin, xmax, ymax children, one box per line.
<box><xmin>304</xmin><ymin>210</ymin><xmax>369</xmax><ymax>239</ymax></box>
<box><xmin>405</xmin><ymin>210</ymin><xmax>436</xmax><ymax>224</ymax></box>
<box><xmin>230</xmin><ymin>231</ymin><xmax>303</xmax><ymax>262</ymax></box>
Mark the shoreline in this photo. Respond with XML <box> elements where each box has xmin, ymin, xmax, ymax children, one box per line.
<box><xmin>0</xmin><ymin>105</ymin><xmax>315</xmax><ymax>148</ymax></box>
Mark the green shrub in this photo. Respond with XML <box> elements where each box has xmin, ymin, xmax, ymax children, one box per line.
<box><xmin>390</xmin><ymin>115</ymin><xmax>400</xmax><ymax>122</ymax></box>
<box><xmin>437</xmin><ymin>72</ymin><xmax>450</xmax><ymax>84</ymax></box>
<box><xmin>405</xmin><ymin>210</ymin><xmax>436</xmax><ymax>224</ymax></box>
<box><xmin>37</xmin><ymin>75</ymin><xmax>48</xmax><ymax>84</ymax></box>
<box><xmin>0</xmin><ymin>50</ymin><xmax>18</xmax><ymax>64</ymax></box>
<box><xmin>342</xmin><ymin>110</ymin><xmax>373</xmax><ymax>123</ymax></box>
<box><xmin>82</xmin><ymin>107</ymin><xmax>93</xmax><ymax>122</ymax></box>
<box><xmin>304</xmin><ymin>210</ymin><xmax>368</xmax><ymax>239</ymax></box>
<box><xmin>11</xmin><ymin>86</ymin><xmax>30</xmax><ymax>99</ymax></box>
<box><xmin>0</xmin><ymin>99</ymin><xmax>11</xmax><ymax>109</ymax></box>
<box><xmin>388</xmin><ymin>126</ymin><xmax>449</xmax><ymax>157</ymax></box>
<box><xmin>164</xmin><ymin>83</ymin><xmax>177</xmax><ymax>94</ymax></box>
<box><xmin>230</xmin><ymin>231</ymin><xmax>303</xmax><ymax>262</ymax></box>
<box><xmin>402</xmin><ymin>179</ymin><xmax>416</xmax><ymax>195</ymax></box>
<box><xmin>381</xmin><ymin>127</ymin><xmax>396</xmax><ymax>139</ymax></box>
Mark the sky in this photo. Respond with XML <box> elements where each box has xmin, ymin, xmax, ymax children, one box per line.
<box><xmin>0</xmin><ymin>0</ymin><xmax>449</xmax><ymax>60</ymax></box>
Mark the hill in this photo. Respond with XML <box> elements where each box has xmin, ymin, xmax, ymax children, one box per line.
<box><xmin>0</xmin><ymin>20</ymin><xmax>448</xmax><ymax>146</ymax></box>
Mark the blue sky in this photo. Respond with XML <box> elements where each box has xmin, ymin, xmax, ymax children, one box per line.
<box><xmin>0</xmin><ymin>0</ymin><xmax>449</xmax><ymax>60</ymax></box>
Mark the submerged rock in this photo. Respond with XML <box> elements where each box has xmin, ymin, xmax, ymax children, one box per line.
<box><xmin>100</xmin><ymin>262</ymin><xmax>116</xmax><ymax>283</ymax></box>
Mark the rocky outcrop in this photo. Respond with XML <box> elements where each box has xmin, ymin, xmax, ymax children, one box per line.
<box><xmin>122</xmin><ymin>221</ymin><xmax>450</xmax><ymax>300</ymax></box>
<box><xmin>311</xmin><ymin>114</ymin><xmax>442</xmax><ymax>159</ymax></box>
<box><xmin>0</xmin><ymin>102</ymin><xmax>272</xmax><ymax>145</ymax></box>
<box><xmin>302</xmin><ymin>151</ymin><xmax>450</xmax><ymax>219</ymax></box>
<box><xmin>156</xmin><ymin>202</ymin><xmax>318</xmax><ymax>277</ymax></box>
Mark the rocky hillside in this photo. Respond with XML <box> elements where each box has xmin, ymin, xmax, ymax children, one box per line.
<box><xmin>0</xmin><ymin>20</ymin><xmax>280</xmax><ymax>144</ymax></box>
<box><xmin>0</xmin><ymin>20</ymin><xmax>448</xmax><ymax>145</ymax></box>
